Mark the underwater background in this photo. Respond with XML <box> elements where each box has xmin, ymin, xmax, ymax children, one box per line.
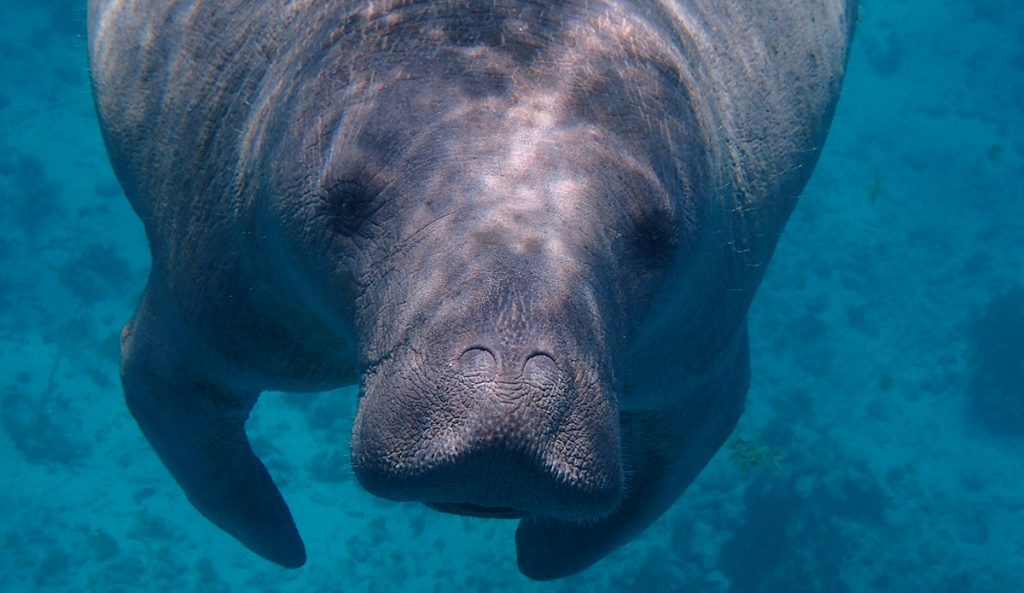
<box><xmin>1</xmin><ymin>0</ymin><xmax>1021</xmax><ymax>591</ymax></box>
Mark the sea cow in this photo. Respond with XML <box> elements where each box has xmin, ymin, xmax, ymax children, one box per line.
<box><xmin>88</xmin><ymin>0</ymin><xmax>855</xmax><ymax>580</ymax></box>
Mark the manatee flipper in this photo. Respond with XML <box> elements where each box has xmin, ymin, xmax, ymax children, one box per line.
<box><xmin>516</xmin><ymin>333</ymin><xmax>750</xmax><ymax>580</ymax></box>
<box><xmin>120</xmin><ymin>286</ymin><xmax>306</xmax><ymax>568</ymax></box>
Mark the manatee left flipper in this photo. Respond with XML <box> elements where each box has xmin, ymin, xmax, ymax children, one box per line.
<box><xmin>515</xmin><ymin>335</ymin><xmax>750</xmax><ymax>580</ymax></box>
<box><xmin>120</xmin><ymin>286</ymin><xmax>306</xmax><ymax>568</ymax></box>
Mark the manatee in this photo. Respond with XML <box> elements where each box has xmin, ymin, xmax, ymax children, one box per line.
<box><xmin>88</xmin><ymin>0</ymin><xmax>855</xmax><ymax>580</ymax></box>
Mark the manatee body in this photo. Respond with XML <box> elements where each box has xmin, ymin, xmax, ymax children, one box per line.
<box><xmin>89</xmin><ymin>0</ymin><xmax>855</xmax><ymax>580</ymax></box>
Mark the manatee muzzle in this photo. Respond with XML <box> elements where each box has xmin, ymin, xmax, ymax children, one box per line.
<box><xmin>351</xmin><ymin>336</ymin><xmax>623</xmax><ymax>522</ymax></box>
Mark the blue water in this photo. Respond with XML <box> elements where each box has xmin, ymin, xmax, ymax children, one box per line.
<box><xmin>1</xmin><ymin>1</ymin><xmax>1021</xmax><ymax>591</ymax></box>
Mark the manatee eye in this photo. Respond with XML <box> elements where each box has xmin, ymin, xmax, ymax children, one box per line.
<box><xmin>630</xmin><ymin>210</ymin><xmax>678</xmax><ymax>265</ymax></box>
<box><xmin>322</xmin><ymin>178</ymin><xmax>376</xmax><ymax>233</ymax></box>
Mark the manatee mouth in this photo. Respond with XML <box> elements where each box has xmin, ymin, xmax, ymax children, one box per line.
<box><xmin>429</xmin><ymin>502</ymin><xmax>527</xmax><ymax>519</ymax></box>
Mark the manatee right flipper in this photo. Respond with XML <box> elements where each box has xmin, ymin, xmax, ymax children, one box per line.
<box><xmin>120</xmin><ymin>285</ymin><xmax>306</xmax><ymax>568</ymax></box>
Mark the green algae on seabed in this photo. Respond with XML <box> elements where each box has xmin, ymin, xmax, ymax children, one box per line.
<box><xmin>728</xmin><ymin>436</ymin><xmax>783</xmax><ymax>477</ymax></box>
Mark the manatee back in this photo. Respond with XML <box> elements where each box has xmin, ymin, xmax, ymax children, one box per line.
<box><xmin>675</xmin><ymin>0</ymin><xmax>856</xmax><ymax>252</ymax></box>
<box><xmin>89</xmin><ymin>0</ymin><xmax>284</xmax><ymax>252</ymax></box>
<box><xmin>88</xmin><ymin>0</ymin><xmax>854</xmax><ymax>260</ymax></box>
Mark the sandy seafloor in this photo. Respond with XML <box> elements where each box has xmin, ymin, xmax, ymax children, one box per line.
<box><xmin>1</xmin><ymin>0</ymin><xmax>1022</xmax><ymax>591</ymax></box>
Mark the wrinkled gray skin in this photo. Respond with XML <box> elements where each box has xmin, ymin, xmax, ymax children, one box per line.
<box><xmin>89</xmin><ymin>0</ymin><xmax>854</xmax><ymax>580</ymax></box>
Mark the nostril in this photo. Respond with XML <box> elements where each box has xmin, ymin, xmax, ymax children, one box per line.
<box><xmin>523</xmin><ymin>352</ymin><xmax>558</xmax><ymax>384</ymax></box>
<box><xmin>458</xmin><ymin>347</ymin><xmax>496</xmax><ymax>380</ymax></box>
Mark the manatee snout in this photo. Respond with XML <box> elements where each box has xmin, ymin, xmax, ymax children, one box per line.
<box><xmin>351</xmin><ymin>286</ymin><xmax>623</xmax><ymax>522</ymax></box>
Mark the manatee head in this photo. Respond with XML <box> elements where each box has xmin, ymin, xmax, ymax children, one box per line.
<box><xmin>255</xmin><ymin>5</ymin><xmax>711</xmax><ymax>530</ymax></box>
<box><xmin>347</xmin><ymin>151</ymin><xmax>651</xmax><ymax>521</ymax></box>
<box><xmin>339</xmin><ymin>93</ymin><xmax>705</xmax><ymax>522</ymax></box>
